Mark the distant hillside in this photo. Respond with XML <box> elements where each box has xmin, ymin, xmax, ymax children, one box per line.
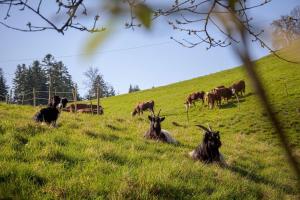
<box><xmin>0</xmin><ymin>54</ymin><xmax>299</xmax><ymax>199</ymax></box>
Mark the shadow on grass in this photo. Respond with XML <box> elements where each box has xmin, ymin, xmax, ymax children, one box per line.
<box><xmin>219</xmin><ymin>102</ymin><xmax>237</xmax><ymax>109</ymax></box>
<box><xmin>84</xmin><ymin>130</ymin><xmax>120</xmax><ymax>142</ymax></box>
<box><xmin>101</xmin><ymin>152</ymin><xmax>127</xmax><ymax>166</ymax></box>
<box><xmin>0</xmin><ymin>170</ymin><xmax>46</xmax><ymax>187</ymax></box>
<box><xmin>149</xmin><ymin>182</ymin><xmax>195</xmax><ymax>199</ymax></box>
<box><xmin>106</xmin><ymin>124</ymin><xmax>126</xmax><ymax>132</ymax></box>
<box><xmin>172</xmin><ymin>121</ymin><xmax>188</xmax><ymax>128</ymax></box>
<box><xmin>244</xmin><ymin>92</ymin><xmax>255</xmax><ymax>98</ymax></box>
<box><xmin>227</xmin><ymin>165</ymin><xmax>296</xmax><ymax>194</ymax></box>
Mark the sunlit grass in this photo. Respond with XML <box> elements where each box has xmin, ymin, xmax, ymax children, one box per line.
<box><xmin>0</xmin><ymin>55</ymin><xmax>299</xmax><ymax>199</ymax></box>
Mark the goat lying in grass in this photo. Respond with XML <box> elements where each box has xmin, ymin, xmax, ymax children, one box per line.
<box><xmin>34</xmin><ymin>96</ymin><xmax>68</xmax><ymax>127</ymax></box>
<box><xmin>189</xmin><ymin>124</ymin><xmax>226</xmax><ymax>166</ymax></box>
<box><xmin>144</xmin><ymin>110</ymin><xmax>177</xmax><ymax>144</ymax></box>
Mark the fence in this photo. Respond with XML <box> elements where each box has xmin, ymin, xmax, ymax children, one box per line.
<box><xmin>0</xmin><ymin>85</ymin><xmax>103</xmax><ymax>115</ymax></box>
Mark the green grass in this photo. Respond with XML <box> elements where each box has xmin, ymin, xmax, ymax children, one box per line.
<box><xmin>0</xmin><ymin>55</ymin><xmax>299</xmax><ymax>199</ymax></box>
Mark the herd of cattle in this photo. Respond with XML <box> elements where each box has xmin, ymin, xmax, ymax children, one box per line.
<box><xmin>32</xmin><ymin>80</ymin><xmax>246</xmax><ymax>165</ymax></box>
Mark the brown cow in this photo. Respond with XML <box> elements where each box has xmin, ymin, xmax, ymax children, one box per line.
<box><xmin>213</xmin><ymin>87</ymin><xmax>233</xmax><ymax>103</ymax></box>
<box><xmin>132</xmin><ymin>100</ymin><xmax>154</xmax><ymax>116</ymax></box>
<box><xmin>230</xmin><ymin>80</ymin><xmax>245</xmax><ymax>96</ymax></box>
<box><xmin>185</xmin><ymin>91</ymin><xmax>205</xmax><ymax>110</ymax></box>
<box><xmin>64</xmin><ymin>103</ymin><xmax>104</xmax><ymax>114</ymax></box>
<box><xmin>206</xmin><ymin>91</ymin><xmax>221</xmax><ymax>109</ymax></box>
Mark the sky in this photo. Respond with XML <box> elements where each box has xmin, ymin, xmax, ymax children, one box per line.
<box><xmin>0</xmin><ymin>0</ymin><xmax>299</xmax><ymax>96</ymax></box>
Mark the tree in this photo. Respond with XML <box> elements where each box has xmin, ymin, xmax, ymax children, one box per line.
<box><xmin>0</xmin><ymin>68</ymin><xmax>8</xmax><ymax>101</ymax></box>
<box><xmin>13</xmin><ymin>55</ymin><xmax>77</xmax><ymax>105</ymax></box>
<box><xmin>13</xmin><ymin>64</ymin><xmax>28</xmax><ymax>103</ymax></box>
<box><xmin>13</xmin><ymin>61</ymin><xmax>48</xmax><ymax>105</ymax></box>
<box><xmin>42</xmin><ymin>54</ymin><xmax>75</xmax><ymax>100</ymax></box>
<box><xmin>128</xmin><ymin>84</ymin><xmax>140</xmax><ymax>93</ymax></box>
<box><xmin>271</xmin><ymin>6</ymin><xmax>300</xmax><ymax>49</ymax></box>
<box><xmin>84</xmin><ymin>67</ymin><xmax>115</xmax><ymax>98</ymax></box>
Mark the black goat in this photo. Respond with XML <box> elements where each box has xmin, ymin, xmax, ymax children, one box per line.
<box><xmin>144</xmin><ymin>110</ymin><xmax>177</xmax><ymax>144</ymax></box>
<box><xmin>189</xmin><ymin>124</ymin><xmax>226</xmax><ymax>166</ymax></box>
<box><xmin>34</xmin><ymin>96</ymin><xmax>68</xmax><ymax>126</ymax></box>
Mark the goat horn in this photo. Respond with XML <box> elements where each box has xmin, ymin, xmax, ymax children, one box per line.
<box><xmin>157</xmin><ymin>109</ymin><xmax>161</xmax><ymax>117</ymax></box>
<box><xmin>207</xmin><ymin>123</ymin><xmax>212</xmax><ymax>131</ymax></box>
<box><xmin>196</xmin><ymin>124</ymin><xmax>210</xmax><ymax>132</ymax></box>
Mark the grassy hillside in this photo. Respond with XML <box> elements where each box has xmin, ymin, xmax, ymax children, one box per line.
<box><xmin>0</xmin><ymin>55</ymin><xmax>299</xmax><ymax>199</ymax></box>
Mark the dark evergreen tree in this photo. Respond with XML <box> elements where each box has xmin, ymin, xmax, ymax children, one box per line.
<box><xmin>13</xmin><ymin>54</ymin><xmax>77</xmax><ymax>105</ymax></box>
<box><xmin>0</xmin><ymin>68</ymin><xmax>8</xmax><ymax>101</ymax></box>
<box><xmin>129</xmin><ymin>84</ymin><xmax>140</xmax><ymax>93</ymax></box>
<box><xmin>42</xmin><ymin>54</ymin><xmax>75</xmax><ymax>101</ymax></box>
<box><xmin>13</xmin><ymin>64</ymin><xmax>28</xmax><ymax>103</ymax></box>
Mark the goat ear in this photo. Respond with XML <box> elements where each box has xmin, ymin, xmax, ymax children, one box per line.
<box><xmin>159</xmin><ymin>117</ymin><xmax>165</xmax><ymax>122</ymax></box>
<box><xmin>148</xmin><ymin>115</ymin><xmax>153</xmax><ymax>121</ymax></box>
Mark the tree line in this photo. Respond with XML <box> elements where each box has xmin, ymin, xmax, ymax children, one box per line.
<box><xmin>0</xmin><ymin>54</ymin><xmax>116</xmax><ymax>105</ymax></box>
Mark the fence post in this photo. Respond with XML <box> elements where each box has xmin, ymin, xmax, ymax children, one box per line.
<box><xmin>74</xmin><ymin>85</ymin><xmax>77</xmax><ymax>113</ymax></box>
<box><xmin>6</xmin><ymin>95</ymin><xmax>9</xmax><ymax>104</ymax></box>
<box><xmin>33</xmin><ymin>88</ymin><xmax>36</xmax><ymax>107</ymax></box>
<box><xmin>22</xmin><ymin>92</ymin><xmax>25</xmax><ymax>105</ymax></box>
<box><xmin>90</xmin><ymin>100</ymin><xmax>93</xmax><ymax>115</ymax></box>
<box><xmin>97</xmin><ymin>85</ymin><xmax>100</xmax><ymax>115</ymax></box>
<box><xmin>9</xmin><ymin>89</ymin><xmax>12</xmax><ymax>104</ymax></box>
<box><xmin>48</xmin><ymin>74</ymin><xmax>52</xmax><ymax>104</ymax></box>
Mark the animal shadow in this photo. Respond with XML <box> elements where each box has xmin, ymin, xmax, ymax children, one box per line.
<box><xmin>172</xmin><ymin>121</ymin><xmax>187</xmax><ymax>128</ymax></box>
<box><xmin>227</xmin><ymin>165</ymin><xmax>296</xmax><ymax>194</ymax></box>
<box><xmin>243</xmin><ymin>92</ymin><xmax>254</xmax><ymax>98</ymax></box>
<box><xmin>106</xmin><ymin>124</ymin><xmax>126</xmax><ymax>131</ymax></box>
<box><xmin>219</xmin><ymin>102</ymin><xmax>237</xmax><ymax>109</ymax></box>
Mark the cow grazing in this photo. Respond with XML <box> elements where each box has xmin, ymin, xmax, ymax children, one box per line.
<box><xmin>189</xmin><ymin>124</ymin><xmax>226</xmax><ymax>166</ymax></box>
<box><xmin>64</xmin><ymin>103</ymin><xmax>104</xmax><ymax>115</ymax></box>
<box><xmin>132</xmin><ymin>100</ymin><xmax>154</xmax><ymax>116</ymax></box>
<box><xmin>34</xmin><ymin>96</ymin><xmax>68</xmax><ymax>126</ymax></box>
<box><xmin>213</xmin><ymin>87</ymin><xmax>233</xmax><ymax>103</ymax></box>
<box><xmin>185</xmin><ymin>91</ymin><xmax>205</xmax><ymax>110</ymax></box>
<box><xmin>206</xmin><ymin>91</ymin><xmax>221</xmax><ymax>109</ymax></box>
<box><xmin>144</xmin><ymin>110</ymin><xmax>177</xmax><ymax>144</ymax></box>
<box><xmin>230</xmin><ymin>80</ymin><xmax>245</xmax><ymax>96</ymax></box>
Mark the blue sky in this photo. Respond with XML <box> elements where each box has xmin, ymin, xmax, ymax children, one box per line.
<box><xmin>0</xmin><ymin>0</ymin><xmax>299</xmax><ymax>96</ymax></box>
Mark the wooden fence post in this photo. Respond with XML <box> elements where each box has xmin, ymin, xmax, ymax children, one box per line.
<box><xmin>97</xmin><ymin>85</ymin><xmax>100</xmax><ymax>115</ymax></box>
<box><xmin>33</xmin><ymin>88</ymin><xmax>36</xmax><ymax>107</ymax></box>
<box><xmin>74</xmin><ymin>85</ymin><xmax>77</xmax><ymax>113</ymax></box>
<box><xmin>9</xmin><ymin>89</ymin><xmax>12</xmax><ymax>104</ymax></box>
<box><xmin>6</xmin><ymin>95</ymin><xmax>9</xmax><ymax>104</ymax></box>
<box><xmin>22</xmin><ymin>92</ymin><xmax>25</xmax><ymax>105</ymax></box>
<box><xmin>48</xmin><ymin>75</ymin><xmax>52</xmax><ymax>104</ymax></box>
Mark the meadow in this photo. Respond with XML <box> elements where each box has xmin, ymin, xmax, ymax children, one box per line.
<box><xmin>0</xmin><ymin>55</ymin><xmax>299</xmax><ymax>199</ymax></box>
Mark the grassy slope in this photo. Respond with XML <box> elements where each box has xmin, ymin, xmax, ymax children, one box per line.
<box><xmin>0</xmin><ymin>55</ymin><xmax>299</xmax><ymax>199</ymax></box>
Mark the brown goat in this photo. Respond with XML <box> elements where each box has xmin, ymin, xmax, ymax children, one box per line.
<box><xmin>185</xmin><ymin>91</ymin><xmax>205</xmax><ymax>110</ymax></box>
<box><xmin>132</xmin><ymin>100</ymin><xmax>155</xmax><ymax>116</ymax></box>
<box><xmin>230</xmin><ymin>80</ymin><xmax>245</xmax><ymax>96</ymax></box>
<box><xmin>213</xmin><ymin>87</ymin><xmax>233</xmax><ymax>103</ymax></box>
<box><xmin>206</xmin><ymin>91</ymin><xmax>221</xmax><ymax>109</ymax></box>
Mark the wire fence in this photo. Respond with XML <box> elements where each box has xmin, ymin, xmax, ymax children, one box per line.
<box><xmin>0</xmin><ymin>85</ymin><xmax>103</xmax><ymax>115</ymax></box>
